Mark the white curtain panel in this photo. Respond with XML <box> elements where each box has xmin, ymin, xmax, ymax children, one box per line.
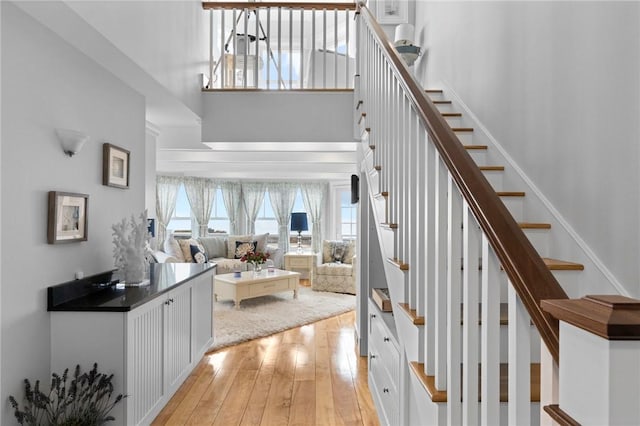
<box><xmin>242</xmin><ymin>182</ymin><xmax>267</xmax><ymax>234</ymax></box>
<box><xmin>268</xmin><ymin>182</ymin><xmax>297</xmax><ymax>253</ymax></box>
<box><xmin>155</xmin><ymin>175</ymin><xmax>182</xmax><ymax>243</ymax></box>
<box><xmin>220</xmin><ymin>181</ymin><xmax>243</xmax><ymax>234</ymax></box>
<box><xmin>183</xmin><ymin>177</ymin><xmax>216</xmax><ymax>237</ymax></box>
<box><xmin>301</xmin><ymin>182</ymin><xmax>328</xmax><ymax>252</ymax></box>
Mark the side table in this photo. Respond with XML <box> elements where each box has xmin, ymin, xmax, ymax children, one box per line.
<box><xmin>284</xmin><ymin>252</ymin><xmax>316</xmax><ymax>286</ymax></box>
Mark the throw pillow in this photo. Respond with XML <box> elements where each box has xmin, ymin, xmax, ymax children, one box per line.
<box><xmin>227</xmin><ymin>234</ymin><xmax>252</xmax><ymax>259</ymax></box>
<box><xmin>253</xmin><ymin>233</ymin><xmax>269</xmax><ymax>253</ymax></box>
<box><xmin>190</xmin><ymin>244</ymin><xmax>208</xmax><ymax>264</ymax></box>
<box><xmin>342</xmin><ymin>240</ymin><xmax>356</xmax><ymax>264</ymax></box>
<box><xmin>163</xmin><ymin>233</ymin><xmax>186</xmax><ymax>262</ymax></box>
<box><xmin>332</xmin><ymin>242</ymin><xmax>346</xmax><ymax>263</ymax></box>
<box><xmin>198</xmin><ymin>236</ymin><xmax>227</xmax><ymax>259</ymax></box>
<box><xmin>234</xmin><ymin>240</ymin><xmax>257</xmax><ymax>259</ymax></box>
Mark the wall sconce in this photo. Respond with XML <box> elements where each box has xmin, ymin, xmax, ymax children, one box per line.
<box><xmin>56</xmin><ymin>128</ymin><xmax>89</xmax><ymax>157</ymax></box>
<box><xmin>394</xmin><ymin>24</ymin><xmax>421</xmax><ymax>67</ymax></box>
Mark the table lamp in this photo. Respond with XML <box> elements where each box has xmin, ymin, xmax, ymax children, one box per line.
<box><xmin>290</xmin><ymin>212</ymin><xmax>308</xmax><ymax>253</ymax></box>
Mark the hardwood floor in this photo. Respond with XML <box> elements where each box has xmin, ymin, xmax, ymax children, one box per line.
<box><xmin>152</xmin><ymin>310</ymin><xmax>380</xmax><ymax>425</ymax></box>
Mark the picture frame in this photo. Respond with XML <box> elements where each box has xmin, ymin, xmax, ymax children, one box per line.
<box><xmin>376</xmin><ymin>0</ymin><xmax>408</xmax><ymax>25</ymax></box>
<box><xmin>47</xmin><ymin>191</ymin><xmax>88</xmax><ymax>244</ymax></box>
<box><xmin>103</xmin><ymin>143</ymin><xmax>130</xmax><ymax>189</ymax></box>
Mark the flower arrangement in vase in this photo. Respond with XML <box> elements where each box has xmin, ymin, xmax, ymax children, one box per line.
<box><xmin>240</xmin><ymin>250</ymin><xmax>270</xmax><ymax>274</ymax></box>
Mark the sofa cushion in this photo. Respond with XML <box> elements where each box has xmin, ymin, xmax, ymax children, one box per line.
<box><xmin>177</xmin><ymin>238</ymin><xmax>204</xmax><ymax>262</ymax></box>
<box><xmin>322</xmin><ymin>240</ymin><xmax>354</xmax><ymax>263</ymax></box>
<box><xmin>254</xmin><ymin>233</ymin><xmax>269</xmax><ymax>252</ymax></box>
<box><xmin>316</xmin><ymin>263</ymin><xmax>353</xmax><ymax>276</ymax></box>
<box><xmin>234</xmin><ymin>240</ymin><xmax>257</xmax><ymax>259</ymax></box>
<box><xmin>190</xmin><ymin>244</ymin><xmax>208</xmax><ymax>264</ymax></box>
<box><xmin>164</xmin><ymin>233</ymin><xmax>186</xmax><ymax>262</ymax></box>
<box><xmin>198</xmin><ymin>236</ymin><xmax>227</xmax><ymax>259</ymax></box>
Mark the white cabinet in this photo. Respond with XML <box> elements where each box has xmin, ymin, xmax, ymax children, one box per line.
<box><xmin>368</xmin><ymin>299</ymin><xmax>400</xmax><ymax>426</ymax></box>
<box><xmin>51</xmin><ymin>267</ymin><xmax>215</xmax><ymax>426</ymax></box>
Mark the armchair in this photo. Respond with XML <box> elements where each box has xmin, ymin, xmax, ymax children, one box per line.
<box><xmin>311</xmin><ymin>240</ymin><xmax>356</xmax><ymax>294</ymax></box>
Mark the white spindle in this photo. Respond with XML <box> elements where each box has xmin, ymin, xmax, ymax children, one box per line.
<box><xmin>277</xmin><ymin>7</ymin><xmax>282</xmax><ymax>89</ymax></box>
<box><xmin>508</xmin><ymin>284</ymin><xmax>532</xmax><ymax>425</ymax></box>
<box><xmin>311</xmin><ymin>9</ymin><xmax>316</xmax><ymax>89</ymax></box>
<box><xmin>243</xmin><ymin>9</ymin><xmax>248</xmax><ymax>88</ymax></box>
<box><xmin>232</xmin><ymin>9</ymin><xmax>237</xmax><ymax>88</ymax></box>
<box><xmin>266</xmin><ymin>8</ymin><xmax>271</xmax><ymax>88</ymax></box>
<box><xmin>447</xmin><ymin>172</ymin><xmax>463</xmax><ymax>426</ymax></box>
<box><xmin>289</xmin><ymin>8</ymin><xmax>293</xmax><ymax>89</ymax></box>
<box><xmin>345</xmin><ymin>10</ymin><xmax>350</xmax><ymax>87</ymax></box>
<box><xmin>209</xmin><ymin>10</ymin><xmax>213</xmax><ymax>88</ymax></box>
<box><xmin>409</xmin><ymin>108</ymin><xmax>421</xmax><ymax>318</ymax></box>
<box><xmin>255</xmin><ymin>7</ymin><xmax>259</xmax><ymax>88</ymax></box>
<box><xmin>433</xmin><ymin>142</ymin><xmax>447</xmax><ymax>387</ymax></box>
<box><xmin>481</xmin><ymin>235</ymin><xmax>501</xmax><ymax>425</ymax></box>
<box><xmin>300</xmin><ymin>10</ymin><xmax>304</xmax><ymax>89</ymax></box>
<box><xmin>462</xmin><ymin>200</ymin><xmax>481</xmax><ymax>424</ymax></box>
<box><xmin>220</xmin><ymin>10</ymin><xmax>225</xmax><ymax>89</ymax></box>
<box><xmin>334</xmin><ymin>9</ymin><xmax>338</xmax><ymax>88</ymax></box>
<box><xmin>323</xmin><ymin>9</ymin><xmax>327</xmax><ymax>89</ymax></box>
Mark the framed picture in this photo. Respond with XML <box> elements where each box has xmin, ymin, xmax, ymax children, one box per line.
<box><xmin>47</xmin><ymin>191</ymin><xmax>88</xmax><ymax>244</ymax></box>
<box><xmin>376</xmin><ymin>0</ymin><xmax>408</xmax><ymax>24</ymax></box>
<box><xmin>147</xmin><ymin>218</ymin><xmax>156</xmax><ymax>238</ymax></box>
<box><xmin>103</xmin><ymin>143</ymin><xmax>130</xmax><ymax>189</ymax></box>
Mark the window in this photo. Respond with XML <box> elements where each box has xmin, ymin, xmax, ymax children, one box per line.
<box><xmin>254</xmin><ymin>191</ymin><xmax>278</xmax><ymax>235</ymax></box>
<box><xmin>339</xmin><ymin>190</ymin><xmax>357</xmax><ymax>240</ymax></box>
<box><xmin>167</xmin><ymin>185</ymin><xmax>191</xmax><ymax>232</ymax></box>
<box><xmin>208</xmin><ymin>188</ymin><xmax>229</xmax><ymax>232</ymax></box>
<box><xmin>168</xmin><ymin>186</ymin><xmax>230</xmax><ymax>234</ymax></box>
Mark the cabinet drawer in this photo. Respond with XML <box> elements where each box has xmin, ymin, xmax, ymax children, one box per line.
<box><xmin>369</xmin><ymin>351</ymin><xmax>399</xmax><ymax>425</ymax></box>
<box><xmin>370</xmin><ymin>319</ymin><xmax>399</xmax><ymax>382</ymax></box>
<box><xmin>249</xmin><ymin>279</ymin><xmax>289</xmax><ymax>296</ymax></box>
<box><xmin>287</xmin><ymin>257</ymin><xmax>312</xmax><ymax>268</ymax></box>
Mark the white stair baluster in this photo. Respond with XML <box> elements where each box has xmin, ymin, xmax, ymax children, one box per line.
<box><xmin>508</xmin><ymin>284</ymin><xmax>532</xmax><ymax>425</ymax></box>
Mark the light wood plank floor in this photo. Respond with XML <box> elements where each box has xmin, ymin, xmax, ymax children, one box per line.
<box><xmin>152</xmin><ymin>309</ymin><xmax>380</xmax><ymax>426</ymax></box>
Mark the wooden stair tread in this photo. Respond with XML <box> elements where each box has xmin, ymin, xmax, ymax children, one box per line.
<box><xmin>410</xmin><ymin>361</ymin><xmax>540</xmax><ymax>403</ymax></box>
<box><xmin>373</xmin><ymin>191</ymin><xmax>388</xmax><ymax>199</ymax></box>
<box><xmin>441</xmin><ymin>112</ymin><xmax>462</xmax><ymax>117</ymax></box>
<box><xmin>425</xmin><ymin>89</ymin><xmax>443</xmax><ymax>94</ymax></box>
<box><xmin>542</xmin><ymin>258</ymin><xmax>585</xmax><ymax>271</ymax></box>
<box><xmin>519</xmin><ymin>222</ymin><xmax>551</xmax><ymax>229</ymax></box>
<box><xmin>387</xmin><ymin>258</ymin><xmax>409</xmax><ymax>271</ymax></box>
<box><xmin>464</xmin><ymin>145</ymin><xmax>488</xmax><ymax>150</ymax></box>
<box><xmin>497</xmin><ymin>191</ymin><xmax>525</xmax><ymax>197</ymax></box>
<box><xmin>374</xmin><ymin>165</ymin><xmax>381</xmax><ymax>171</ymax></box>
<box><xmin>433</xmin><ymin>100</ymin><xmax>452</xmax><ymax>105</ymax></box>
<box><xmin>398</xmin><ymin>302</ymin><xmax>425</xmax><ymax>325</ymax></box>
<box><xmin>452</xmin><ymin>127</ymin><xmax>474</xmax><ymax>132</ymax></box>
<box><xmin>543</xmin><ymin>405</ymin><xmax>581</xmax><ymax>426</ymax></box>
<box><xmin>369</xmin><ymin>144</ymin><xmax>375</xmax><ymax>150</ymax></box>
<box><xmin>380</xmin><ymin>222</ymin><xmax>398</xmax><ymax>229</ymax></box>
<box><xmin>479</xmin><ymin>165</ymin><xmax>505</xmax><ymax>171</ymax></box>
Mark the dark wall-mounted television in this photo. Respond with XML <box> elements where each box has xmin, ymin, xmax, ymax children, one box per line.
<box><xmin>351</xmin><ymin>174</ymin><xmax>359</xmax><ymax>204</ymax></box>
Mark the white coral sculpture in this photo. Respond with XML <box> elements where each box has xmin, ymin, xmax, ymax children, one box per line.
<box><xmin>112</xmin><ymin>210</ymin><xmax>150</xmax><ymax>283</ymax></box>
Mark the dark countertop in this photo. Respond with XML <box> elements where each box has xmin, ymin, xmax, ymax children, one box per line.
<box><xmin>48</xmin><ymin>263</ymin><xmax>216</xmax><ymax>312</ymax></box>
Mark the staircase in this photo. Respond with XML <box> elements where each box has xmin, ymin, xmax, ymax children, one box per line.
<box><xmin>353</xmin><ymin>4</ymin><xmax>640</xmax><ymax>426</ymax></box>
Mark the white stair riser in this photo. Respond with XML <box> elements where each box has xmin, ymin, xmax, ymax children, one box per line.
<box><xmin>499</xmin><ymin>197</ymin><xmax>524</xmax><ymax>221</ymax></box>
<box><xmin>369</xmin><ymin>168</ymin><xmax>381</xmax><ymax>195</ymax></box>
<box><xmin>426</xmin><ymin>91</ymin><xmax>446</xmax><ymax>102</ymax></box>
<box><xmin>434</xmin><ymin>103</ymin><xmax>454</xmax><ymax>113</ymax></box>
<box><xmin>522</xmin><ymin>228</ymin><xmax>550</xmax><ymax>258</ymax></box>
<box><xmin>397</xmin><ymin>310</ymin><xmax>424</xmax><ymax>365</ymax></box>
<box><xmin>444</xmin><ymin>116</ymin><xmax>463</xmax><ymax>127</ymax></box>
<box><xmin>453</xmin><ymin>131</ymin><xmax>474</xmax><ymax>145</ymax></box>
<box><xmin>466</xmin><ymin>149</ymin><xmax>487</xmax><ymax>165</ymax></box>
<box><xmin>379</xmin><ymin>227</ymin><xmax>396</xmax><ymax>260</ymax></box>
<box><xmin>481</xmin><ymin>170</ymin><xmax>504</xmax><ymax>191</ymax></box>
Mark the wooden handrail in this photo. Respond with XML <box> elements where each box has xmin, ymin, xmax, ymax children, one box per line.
<box><xmin>359</xmin><ymin>4</ymin><xmax>568</xmax><ymax>363</ymax></box>
<box><xmin>203</xmin><ymin>2</ymin><xmax>356</xmax><ymax>11</ymax></box>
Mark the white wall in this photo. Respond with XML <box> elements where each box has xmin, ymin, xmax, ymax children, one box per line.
<box><xmin>65</xmin><ymin>1</ymin><xmax>208</xmax><ymax>118</ymax></box>
<box><xmin>202</xmin><ymin>91</ymin><xmax>354</xmax><ymax>142</ymax></box>
<box><xmin>414</xmin><ymin>1</ymin><xmax>640</xmax><ymax>297</ymax></box>
<box><xmin>1</xmin><ymin>4</ymin><xmax>145</xmax><ymax>423</ymax></box>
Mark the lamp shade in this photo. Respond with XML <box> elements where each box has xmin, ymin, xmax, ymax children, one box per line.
<box><xmin>290</xmin><ymin>212</ymin><xmax>309</xmax><ymax>232</ymax></box>
<box><xmin>394</xmin><ymin>23</ymin><xmax>415</xmax><ymax>46</ymax></box>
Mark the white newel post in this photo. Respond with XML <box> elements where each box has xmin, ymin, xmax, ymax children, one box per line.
<box><xmin>542</xmin><ymin>295</ymin><xmax>640</xmax><ymax>426</ymax></box>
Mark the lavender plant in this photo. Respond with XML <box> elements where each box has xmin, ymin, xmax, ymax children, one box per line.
<box><xmin>9</xmin><ymin>363</ymin><xmax>125</xmax><ymax>425</ymax></box>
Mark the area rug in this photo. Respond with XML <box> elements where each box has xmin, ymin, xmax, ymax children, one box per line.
<box><xmin>208</xmin><ymin>287</ymin><xmax>356</xmax><ymax>352</ymax></box>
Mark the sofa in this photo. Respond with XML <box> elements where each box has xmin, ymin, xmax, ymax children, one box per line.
<box><xmin>312</xmin><ymin>240</ymin><xmax>356</xmax><ymax>294</ymax></box>
<box><xmin>153</xmin><ymin>232</ymin><xmax>283</xmax><ymax>275</ymax></box>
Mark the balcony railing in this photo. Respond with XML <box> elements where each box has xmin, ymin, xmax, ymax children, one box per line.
<box><xmin>202</xmin><ymin>2</ymin><xmax>357</xmax><ymax>90</ymax></box>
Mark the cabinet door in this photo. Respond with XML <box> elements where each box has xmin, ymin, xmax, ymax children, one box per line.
<box><xmin>164</xmin><ymin>284</ymin><xmax>193</xmax><ymax>394</ymax></box>
<box><xmin>192</xmin><ymin>271</ymin><xmax>214</xmax><ymax>357</ymax></box>
<box><xmin>126</xmin><ymin>298</ymin><xmax>165</xmax><ymax>425</ymax></box>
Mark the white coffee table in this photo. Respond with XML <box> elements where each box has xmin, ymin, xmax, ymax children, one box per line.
<box><xmin>214</xmin><ymin>269</ymin><xmax>300</xmax><ymax>309</ymax></box>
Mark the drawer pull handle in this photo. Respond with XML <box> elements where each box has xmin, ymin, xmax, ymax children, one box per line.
<box><xmin>383</xmin><ymin>337</ymin><xmax>390</xmax><ymax>342</ymax></box>
<box><xmin>369</xmin><ymin>353</ymin><xmax>376</xmax><ymax>360</ymax></box>
<box><xmin>370</xmin><ymin>314</ymin><xmax>377</xmax><ymax>319</ymax></box>
<box><xmin>383</xmin><ymin>388</ymin><xmax>389</xmax><ymax>393</ymax></box>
